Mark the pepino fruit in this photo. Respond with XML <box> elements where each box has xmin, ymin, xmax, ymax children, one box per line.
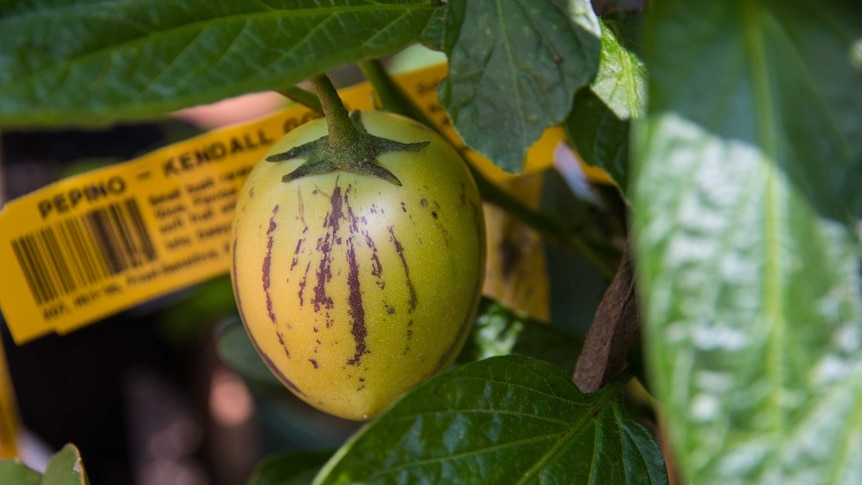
<box><xmin>230</xmin><ymin>107</ymin><xmax>485</xmax><ymax>420</ymax></box>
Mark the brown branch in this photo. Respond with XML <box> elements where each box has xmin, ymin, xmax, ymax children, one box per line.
<box><xmin>573</xmin><ymin>243</ymin><xmax>641</xmax><ymax>393</ymax></box>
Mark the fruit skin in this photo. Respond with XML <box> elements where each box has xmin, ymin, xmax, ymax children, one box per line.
<box><xmin>230</xmin><ymin>111</ymin><xmax>485</xmax><ymax>420</ymax></box>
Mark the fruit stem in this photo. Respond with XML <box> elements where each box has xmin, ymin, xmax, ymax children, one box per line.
<box><xmin>266</xmin><ymin>73</ymin><xmax>429</xmax><ymax>186</ymax></box>
<box><xmin>309</xmin><ymin>75</ymin><xmax>363</xmax><ymax>151</ymax></box>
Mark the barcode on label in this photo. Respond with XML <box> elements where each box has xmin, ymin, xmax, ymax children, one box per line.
<box><xmin>11</xmin><ymin>198</ymin><xmax>157</xmax><ymax>305</ymax></box>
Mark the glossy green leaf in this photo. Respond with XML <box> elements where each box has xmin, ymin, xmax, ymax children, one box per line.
<box><xmin>566</xmin><ymin>19</ymin><xmax>645</xmax><ymax>192</ymax></box>
<box><xmin>217</xmin><ymin>318</ymin><xmax>282</xmax><ymax>387</ymax></box>
<box><xmin>248</xmin><ymin>450</ymin><xmax>333</xmax><ymax>485</ymax></box>
<box><xmin>42</xmin><ymin>444</ymin><xmax>89</xmax><ymax>485</ymax></box>
<box><xmin>313</xmin><ymin>355</ymin><xmax>667</xmax><ymax>484</ymax></box>
<box><xmin>0</xmin><ymin>0</ymin><xmax>440</xmax><ymax>127</ymax></box>
<box><xmin>0</xmin><ymin>461</ymin><xmax>41</xmax><ymax>485</ymax></box>
<box><xmin>439</xmin><ymin>0</ymin><xmax>601</xmax><ymax>172</ymax></box>
<box><xmin>633</xmin><ymin>1</ymin><xmax>862</xmax><ymax>483</ymax></box>
<box><xmin>589</xmin><ymin>20</ymin><xmax>645</xmax><ymax>123</ymax></box>
<box><xmin>457</xmin><ymin>298</ymin><xmax>582</xmax><ymax>372</ymax></box>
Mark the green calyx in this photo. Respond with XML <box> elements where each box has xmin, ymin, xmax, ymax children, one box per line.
<box><xmin>266</xmin><ymin>74</ymin><xmax>429</xmax><ymax>186</ymax></box>
<box><xmin>266</xmin><ymin>111</ymin><xmax>429</xmax><ymax>186</ymax></box>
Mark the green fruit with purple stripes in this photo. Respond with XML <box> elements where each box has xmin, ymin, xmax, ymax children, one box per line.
<box><xmin>230</xmin><ymin>111</ymin><xmax>485</xmax><ymax>420</ymax></box>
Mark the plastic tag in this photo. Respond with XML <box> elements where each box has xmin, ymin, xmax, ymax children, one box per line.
<box><xmin>0</xmin><ymin>63</ymin><xmax>607</xmax><ymax>344</ymax></box>
<box><xmin>0</xmin><ymin>335</ymin><xmax>19</xmax><ymax>458</ymax></box>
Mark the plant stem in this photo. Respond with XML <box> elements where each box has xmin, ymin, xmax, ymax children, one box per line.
<box><xmin>308</xmin><ymin>75</ymin><xmax>363</xmax><ymax>150</ymax></box>
<box><xmin>359</xmin><ymin>60</ymin><xmax>433</xmax><ymax>127</ymax></box>
<box><xmin>358</xmin><ymin>60</ymin><xmax>617</xmax><ymax>279</ymax></box>
<box><xmin>476</xmin><ymin>176</ymin><xmax>615</xmax><ymax>279</ymax></box>
<box><xmin>275</xmin><ymin>84</ymin><xmax>323</xmax><ymax>113</ymax></box>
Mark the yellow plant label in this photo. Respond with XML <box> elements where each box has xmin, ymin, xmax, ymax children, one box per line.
<box><xmin>0</xmin><ymin>334</ymin><xmax>19</xmax><ymax>458</ymax></box>
<box><xmin>0</xmin><ymin>63</ymin><xmax>608</xmax><ymax>344</ymax></box>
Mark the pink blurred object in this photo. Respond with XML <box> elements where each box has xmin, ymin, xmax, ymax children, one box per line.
<box><xmin>173</xmin><ymin>91</ymin><xmax>286</xmax><ymax>129</ymax></box>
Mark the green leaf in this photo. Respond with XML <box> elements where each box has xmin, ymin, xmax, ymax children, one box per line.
<box><xmin>457</xmin><ymin>298</ymin><xmax>582</xmax><ymax>372</ymax></box>
<box><xmin>418</xmin><ymin>2</ymin><xmax>446</xmax><ymax>51</ymax></box>
<box><xmin>216</xmin><ymin>318</ymin><xmax>282</xmax><ymax>387</ymax></box>
<box><xmin>313</xmin><ymin>355</ymin><xmax>667</xmax><ymax>484</ymax></box>
<box><xmin>162</xmin><ymin>275</ymin><xmax>238</xmax><ymax>341</ymax></box>
<box><xmin>42</xmin><ymin>444</ymin><xmax>89</xmax><ymax>485</ymax></box>
<box><xmin>566</xmin><ymin>18</ymin><xmax>645</xmax><ymax>192</ymax></box>
<box><xmin>589</xmin><ymin>20</ymin><xmax>645</xmax><ymax>122</ymax></box>
<box><xmin>439</xmin><ymin>0</ymin><xmax>601</xmax><ymax>172</ymax></box>
<box><xmin>639</xmin><ymin>0</ymin><xmax>862</xmax><ymax>222</ymax></box>
<box><xmin>0</xmin><ymin>461</ymin><xmax>41</xmax><ymax>485</ymax></box>
<box><xmin>248</xmin><ymin>450</ymin><xmax>333</xmax><ymax>485</ymax></box>
<box><xmin>0</xmin><ymin>0</ymin><xmax>440</xmax><ymax>127</ymax></box>
<box><xmin>633</xmin><ymin>1</ymin><xmax>862</xmax><ymax>483</ymax></box>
